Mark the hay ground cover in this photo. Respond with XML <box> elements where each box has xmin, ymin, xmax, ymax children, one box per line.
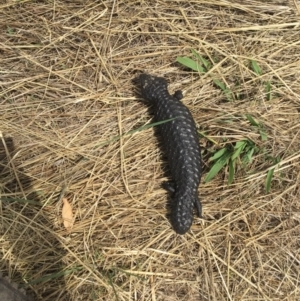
<box><xmin>1</xmin><ymin>0</ymin><xmax>300</xmax><ymax>300</ymax></box>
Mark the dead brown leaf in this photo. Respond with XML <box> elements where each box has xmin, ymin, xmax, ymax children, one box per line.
<box><xmin>62</xmin><ymin>198</ymin><xmax>73</xmax><ymax>231</ymax></box>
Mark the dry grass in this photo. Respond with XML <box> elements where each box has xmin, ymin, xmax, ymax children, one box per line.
<box><xmin>1</xmin><ymin>1</ymin><xmax>300</xmax><ymax>300</ymax></box>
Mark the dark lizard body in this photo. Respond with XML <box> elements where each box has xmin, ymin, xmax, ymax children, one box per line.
<box><xmin>135</xmin><ymin>74</ymin><xmax>202</xmax><ymax>234</ymax></box>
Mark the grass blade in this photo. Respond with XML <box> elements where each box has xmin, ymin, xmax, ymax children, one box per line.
<box><xmin>107</xmin><ymin>271</ymin><xmax>120</xmax><ymax>301</ymax></box>
<box><xmin>234</xmin><ymin>140</ymin><xmax>247</xmax><ymax>149</ymax></box>
<box><xmin>205</xmin><ymin>151</ymin><xmax>231</xmax><ymax>182</ymax></box>
<box><xmin>191</xmin><ymin>49</ymin><xmax>211</xmax><ymax>70</ymax></box>
<box><xmin>266</xmin><ymin>81</ymin><xmax>271</xmax><ymax>101</ymax></box>
<box><xmin>265</xmin><ymin>157</ymin><xmax>280</xmax><ymax>193</ymax></box>
<box><xmin>198</xmin><ymin>131</ymin><xmax>218</xmax><ymax>145</ymax></box>
<box><xmin>246</xmin><ymin>114</ymin><xmax>259</xmax><ymax>127</ymax></box>
<box><xmin>213</xmin><ymin>79</ymin><xmax>232</xmax><ymax>101</ymax></box>
<box><xmin>213</xmin><ymin>79</ymin><xmax>226</xmax><ymax>91</ymax></box>
<box><xmin>243</xmin><ymin>147</ymin><xmax>255</xmax><ymax>164</ymax></box>
<box><xmin>251</xmin><ymin>60</ymin><xmax>262</xmax><ymax>75</ymax></box>
<box><xmin>259</xmin><ymin>129</ymin><xmax>267</xmax><ymax>141</ymax></box>
<box><xmin>231</xmin><ymin>141</ymin><xmax>246</xmax><ymax>161</ymax></box>
<box><xmin>176</xmin><ymin>56</ymin><xmax>205</xmax><ymax>73</ymax></box>
<box><xmin>265</xmin><ymin>168</ymin><xmax>275</xmax><ymax>193</ymax></box>
<box><xmin>209</xmin><ymin>148</ymin><xmax>228</xmax><ymax>161</ymax></box>
<box><xmin>228</xmin><ymin>159</ymin><xmax>235</xmax><ymax>185</ymax></box>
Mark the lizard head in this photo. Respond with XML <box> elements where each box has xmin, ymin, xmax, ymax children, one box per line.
<box><xmin>136</xmin><ymin>74</ymin><xmax>168</xmax><ymax>102</ymax></box>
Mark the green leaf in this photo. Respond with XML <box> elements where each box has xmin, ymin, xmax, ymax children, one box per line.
<box><xmin>213</xmin><ymin>79</ymin><xmax>227</xmax><ymax>91</ymax></box>
<box><xmin>265</xmin><ymin>168</ymin><xmax>274</xmax><ymax>193</ymax></box>
<box><xmin>243</xmin><ymin>147</ymin><xmax>255</xmax><ymax>164</ymax></box>
<box><xmin>259</xmin><ymin>129</ymin><xmax>267</xmax><ymax>141</ymax></box>
<box><xmin>265</xmin><ymin>157</ymin><xmax>280</xmax><ymax>193</ymax></box>
<box><xmin>209</xmin><ymin>148</ymin><xmax>228</xmax><ymax>161</ymax></box>
<box><xmin>198</xmin><ymin>131</ymin><xmax>218</xmax><ymax>145</ymax></box>
<box><xmin>228</xmin><ymin>159</ymin><xmax>235</xmax><ymax>185</ymax></box>
<box><xmin>251</xmin><ymin>60</ymin><xmax>262</xmax><ymax>75</ymax></box>
<box><xmin>245</xmin><ymin>139</ymin><xmax>255</xmax><ymax>148</ymax></box>
<box><xmin>213</xmin><ymin>79</ymin><xmax>233</xmax><ymax>101</ymax></box>
<box><xmin>191</xmin><ymin>49</ymin><xmax>212</xmax><ymax>70</ymax></box>
<box><xmin>231</xmin><ymin>141</ymin><xmax>247</xmax><ymax>161</ymax></box>
<box><xmin>7</xmin><ymin>26</ymin><xmax>14</xmax><ymax>35</ymax></box>
<box><xmin>266</xmin><ymin>81</ymin><xmax>271</xmax><ymax>101</ymax></box>
<box><xmin>205</xmin><ymin>151</ymin><xmax>232</xmax><ymax>182</ymax></box>
<box><xmin>224</xmin><ymin>89</ymin><xmax>233</xmax><ymax>101</ymax></box>
<box><xmin>176</xmin><ymin>56</ymin><xmax>205</xmax><ymax>73</ymax></box>
<box><xmin>234</xmin><ymin>140</ymin><xmax>247</xmax><ymax>149</ymax></box>
<box><xmin>246</xmin><ymin>114</ymin><xmax>259</xmax><ymax>127</ymax></box>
